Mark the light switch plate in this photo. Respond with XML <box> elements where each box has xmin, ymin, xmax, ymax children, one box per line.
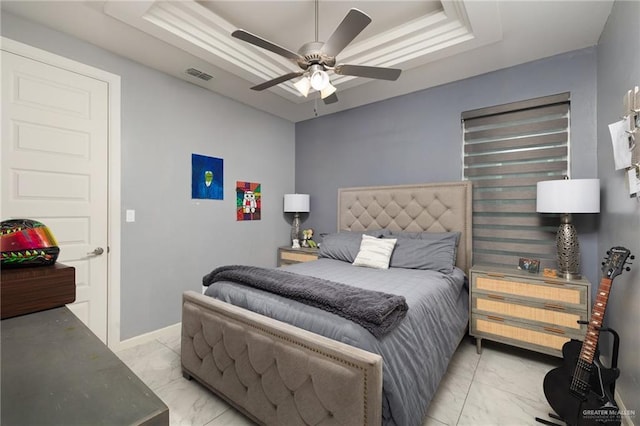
<box><xmin>126</xmin><ymin>209</ymin><xmax>135</xmax><ymax>222</ymax></box>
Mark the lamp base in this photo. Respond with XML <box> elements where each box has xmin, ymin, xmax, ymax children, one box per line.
<box><xmin>556</xmin><ymin>214</ymin><xmax>581</xmax><ymax>280</ymax></box>
<box><xmin>291</xmin><ymin>213</ymin><xmax>301</xmax><ymax>246</ymax></box>
<box><xmin>557</xmin><ymin>271</ymin><xmax>582</xmax><ymax>280</ymax></box>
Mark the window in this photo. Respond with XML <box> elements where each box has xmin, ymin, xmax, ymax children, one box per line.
<box><xmin>462</xmin><ymin>93</ymin><xmax>570</xmax><ymax>269</ymax></box>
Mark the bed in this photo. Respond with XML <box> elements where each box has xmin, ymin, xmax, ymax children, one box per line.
<box><xmin>181</xmin><ymin>181</ymin><xmax>472</xmax><ymax>425</ymax></box>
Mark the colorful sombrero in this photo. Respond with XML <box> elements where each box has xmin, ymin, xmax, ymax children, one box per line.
<box><xmin>1</xmin><ymin>219</ymin><xmax>60</xmax><ymax>268</ymax></box>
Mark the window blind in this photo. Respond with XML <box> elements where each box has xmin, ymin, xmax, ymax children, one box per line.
<box><xmin>462</xmin><ymin>93</ymin><xmax>570</xmax><ymax>269</ymax></box>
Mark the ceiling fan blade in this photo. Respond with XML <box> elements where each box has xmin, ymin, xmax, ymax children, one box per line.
<box><xmin>335</xmin><ymin>64</ymin><xmax>401</xmax><ymax>81</ymax></box>
<box><xmin>323</xmin><ymin>93</ymin><xmax>339</xmax><ymax>105</ymax></box>
<box><xmin>321</xmin><ymin>9</ymin><xmax>371</xmax><ymax>58</ymax></box>
<box><xmin>232</xmin><ymin>29</ymin><xmax>303</xmax><ymax>62</ymax></box>
<box><xmin>250</xmin><ymin>72</ymin><xmax>305</xmax><ymax>91</ymax></box>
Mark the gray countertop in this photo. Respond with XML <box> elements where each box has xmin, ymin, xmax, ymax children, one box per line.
<box><xmin>1</xmin><ymin>307</ymin><xmax>169</xmax><ymax>425</ymax></box>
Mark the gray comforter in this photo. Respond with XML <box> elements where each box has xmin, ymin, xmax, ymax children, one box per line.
<box><xmin>203</xmin><ymin>265</ymin><xmax>408</xmax><ymax>337</ymax></box>
<box><xmin>204</xmin><ymin>258</ymin><xmax>468</xmax><ymax>426</ymax></box>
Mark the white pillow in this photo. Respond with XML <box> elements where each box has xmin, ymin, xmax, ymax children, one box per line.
<box><xmin>352</xmin><ymin>234</ymin><xmax>397</xmax><ymax>269</ymax></box>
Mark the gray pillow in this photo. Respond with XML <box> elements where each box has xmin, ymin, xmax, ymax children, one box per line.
<box><xmin>386</xmin><ymin>232</ymin><xmax>460</xmax><ymax>273</ymax></box>
<box><xmin>319</xmin><ymin>230</ymin><xmax>390</xmax><ymax>263</ymax></box>
<box><xmin>390</xmin><ymin>230</ymin><xmax>461</xmax><ymax>245</ymax></box>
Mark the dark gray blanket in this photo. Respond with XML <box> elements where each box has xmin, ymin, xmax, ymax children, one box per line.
<box><xmin>203</xmin><ymin>265</ymin><xmax>408</xmax><ymax>337</ymax></box>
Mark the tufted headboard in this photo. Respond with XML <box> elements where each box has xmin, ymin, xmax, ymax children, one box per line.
<box><xmin>338</xmin><ymin>181</ymin><xmax>473</xmax><ymax>273</ymax></box>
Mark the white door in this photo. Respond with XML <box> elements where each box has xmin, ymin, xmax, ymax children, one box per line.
<box><xmin>1</xmin><ymin>50</ymin><xmax>110</xmax><ymax>342</ymax></box>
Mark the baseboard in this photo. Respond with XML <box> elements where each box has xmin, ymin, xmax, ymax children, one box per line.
<box><xmin>616</xmin><ymin>389</ymin><xmax>636</xmax><ymax>426</ymax></box>
<box><xmin>113</xmin><ymin>322</ymin><xmax>181</xmax><ymax>352</ymax></box>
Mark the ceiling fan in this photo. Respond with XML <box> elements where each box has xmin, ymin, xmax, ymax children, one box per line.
<box><xmin>231</xmin><ymin>1</ymin><xmax>402</xmax><ymax>105</ymax></box>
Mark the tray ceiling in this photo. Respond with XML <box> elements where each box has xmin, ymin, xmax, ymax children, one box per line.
<box><xmin>1</xmin><ymin>1</ymin><xmax>614</xmax><ymax>122</ymax></box>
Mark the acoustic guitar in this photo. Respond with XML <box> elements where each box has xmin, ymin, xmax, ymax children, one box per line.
<box><xmin>542</xmin><ymin>247</ymin><xmax>633</xmax><ymax>426</ymax></box>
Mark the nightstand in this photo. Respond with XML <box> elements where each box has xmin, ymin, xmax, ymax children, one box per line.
<box><xmin>469</xmin><ymin>265</ymin><xmax>591</xmax><ymax>357</ymax></box>
<box><xmin>277</xmin><ymin>246</ymin><xmax>319</xmax><ymax>266</ymax></box>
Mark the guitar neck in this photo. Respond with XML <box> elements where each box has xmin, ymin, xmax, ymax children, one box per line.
<box><xmin>579</xmin><ymin>277</ymin><xmax>613</xmax><ymax>364</ymax></box>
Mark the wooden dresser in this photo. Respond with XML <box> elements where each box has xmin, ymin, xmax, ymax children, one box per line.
<box><xmin>469</xmin><ymin>265</ymin><xmax>591</xmax><ymax>357</ymax></box>
<box><xmin>1</xmin><ymin>263</ymin><xmax>76</xmax><ymax>319</ymax></box>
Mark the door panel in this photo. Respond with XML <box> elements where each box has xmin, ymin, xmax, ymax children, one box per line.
<box><xmin>2</xmin><ymin>51</ymin><xmax>109</xmax><ymax>342</ymax></box>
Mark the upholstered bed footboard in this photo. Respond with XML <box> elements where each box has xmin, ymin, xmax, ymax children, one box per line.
<box><xmin>181</xmin><ymin>291</ymin><xmax>383</xmax><ymax>425</ymax></box>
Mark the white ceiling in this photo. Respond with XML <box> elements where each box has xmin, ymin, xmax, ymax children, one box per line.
<box><xmin>2</xmin><ymin>1</ymin><xmax>614</xmax><ymax>123</ymax></box>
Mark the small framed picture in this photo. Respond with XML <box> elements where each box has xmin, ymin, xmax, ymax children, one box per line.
<box><xmin>518</xmin><ymin>257</ymin><xmax>540</xmax><ymax>274</ymax></box>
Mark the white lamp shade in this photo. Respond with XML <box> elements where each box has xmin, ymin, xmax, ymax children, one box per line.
<box><xmin>284</xmin><ymin>194</ymin><xmax>310</xmax><ymax>213</ymax></box>
<box><xmin>293</xmin><ymin>77</ymin><xmax>310</xmax><ymax>97</ymax></box>
<box><xmin>536</xmin><ymin>179</ymin><xmax>600</xmax><ymax>213</ymax></box>
<box><xmin>320</xmin><ymin>82</ymin><xmax>337</xmax><ymax>99</ymax></box>
<box><xmin>310</xmin><ymin>69</ymin><xmax>329</xmax><ymax>90</ymax></box>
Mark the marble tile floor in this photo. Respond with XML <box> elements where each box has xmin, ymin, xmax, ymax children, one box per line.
<box><xmin>115</xmin><ymin>327</ymin><xmax>562</xmax><ymax>426</ymax></box>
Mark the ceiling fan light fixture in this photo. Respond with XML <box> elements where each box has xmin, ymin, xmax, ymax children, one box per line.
<box><xmin>293</xmin><ymin>77</ymin><xmax>311</xmax><ymax>97</ymax></box>
<box><xmin>309</xmin><ymin>65</ymin><xmax>330</xmax><ymax>90</ymax></box>
<box><xmin>233</xmin><ymin>7</ymin><xmax>401</xmax><ymax>106</ymax></box>
<box><xmin>320</xmin><ymin>82</ymin><xmax>337</xmax><ymax>99</ymax></box>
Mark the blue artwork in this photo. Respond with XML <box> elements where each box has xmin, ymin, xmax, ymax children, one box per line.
<box><xmin>191</xmin><ymin>154</ymin><xmax>223</xmax><ymax>200</ymax></box>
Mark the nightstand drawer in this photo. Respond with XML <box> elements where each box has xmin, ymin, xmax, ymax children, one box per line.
<box><xmin>471</xmin><ymin>314</ymin><xmax>572</xmax><ymax>356</ymax></box>
<box><xmin>281</xmin><ymin>251</ymin><xmax>318</xmax><ymax>263</ymax></box>
<box><xmin>277</xmin><ymin>247</ymin><xmax>319</xmax><ymax>266</ymax></box>
<box><xmin>471</xmin><ymin>294</ymin><xmax>586</xmax><ymax>330</ymax></box>
<box><xmin>473</xmin><ymin>275</ymin><xmax>587</xmax><ymax>308</ymax></box>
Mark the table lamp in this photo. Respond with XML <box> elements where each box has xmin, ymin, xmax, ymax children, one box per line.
<box><xmin>284</xmin><ymin>194</ymin><xmax>310</xmax><ymax>248</ymax></box>
<box><xmin>536</xmin><ymin>178</ymin><xmax>600</xmax><ymax>279</ymax></box>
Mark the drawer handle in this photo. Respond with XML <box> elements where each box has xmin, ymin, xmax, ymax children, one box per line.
<box><xmin>487</xmin><ymin>294</ymin><xmax>505</xmax><ymax>300</ymax></box>
<box><xmin>544</xmin><ymin>327</ymin><xmax>566</xmax><ymax>335</ymax></box>
<box><xmin>487</xmin><ymin>273</ymin><xmax>505</xmax><ymax>278</ymax></box>
<box><xmin>544</xmin><ymin>303</ymin><xmax>566</xmax><ymax>311</ymax></box>
<box><xmin>543</xmin><ymin>280</ymin><xmax>563</xmax><ymax>286</ymax></box>
<box><xmin>487</xmin><ymin>315</ymin><xmax>505</xmax><ymax>322</ymax></box>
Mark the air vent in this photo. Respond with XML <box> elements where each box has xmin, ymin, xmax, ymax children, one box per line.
<box><xmin>185</xmin><ymin>68</ymin><xmax>213</xmax><ymax>81</ymax></box>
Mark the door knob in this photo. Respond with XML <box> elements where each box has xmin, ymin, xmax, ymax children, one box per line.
<box><xmin>87</xmin><ymin>247</ymin><xmax>105</xmax><ymax>256</ymax></box>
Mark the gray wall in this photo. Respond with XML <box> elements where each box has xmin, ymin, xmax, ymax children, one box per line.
<box><xmin>1</xmin><ymin>12</ymin><xmax>295</xmax><ymax>340</ymax></box>
<box><xmin>296</xmin><ymin>47</ymin><xmax>601</xmax><ymax>286</ymax></box>
<box><xmin>596</xmin><ymin>0</ymin><xmax>640</xmax><ymax>413</ymax></box>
